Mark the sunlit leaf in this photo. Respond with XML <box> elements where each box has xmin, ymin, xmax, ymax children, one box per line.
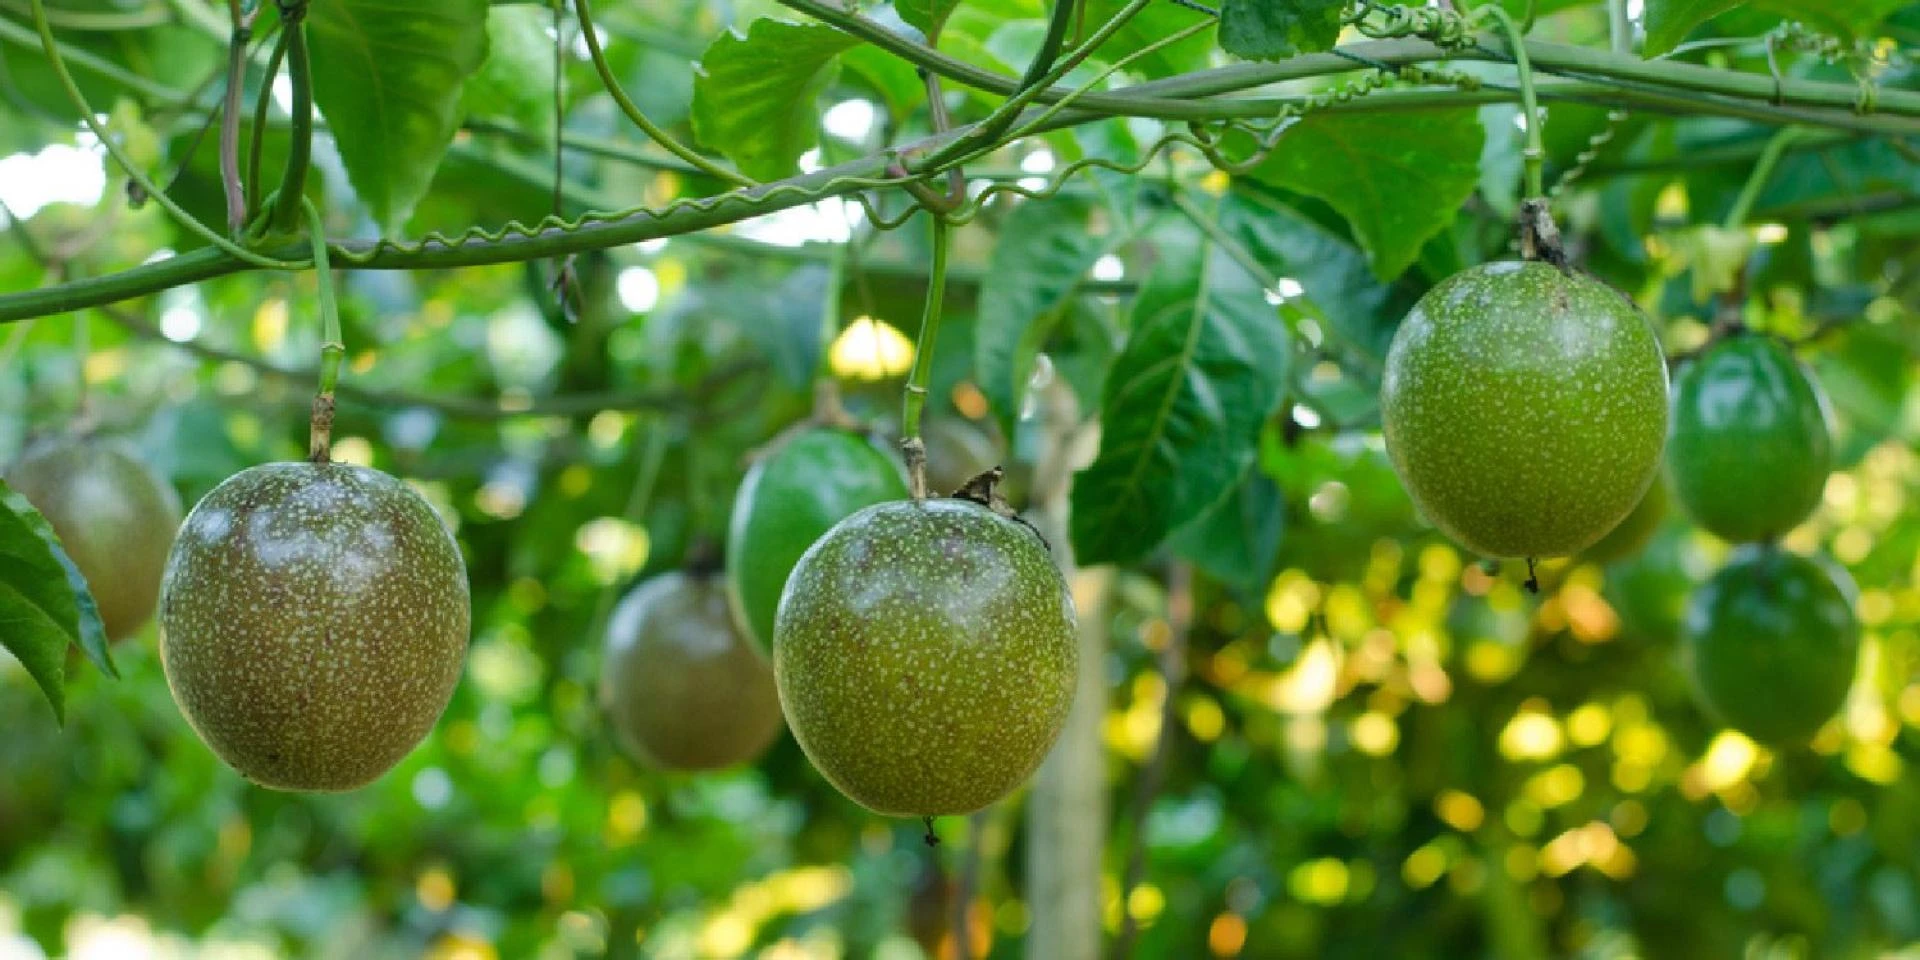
<box><xmin>308</xmin><ymin>0</ymin><xmax>490</xmax><ymax>232</ymax></box>
<box><xmin>692</xmin><ymin>19</ymin><xmax>859</xmax><ymax>182</ymax></box>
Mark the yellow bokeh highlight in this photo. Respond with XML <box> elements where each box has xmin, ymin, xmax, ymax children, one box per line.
<box><xmin>1566</xmin><ymin>703</ymin><xmax>1612</xmax><ymax>747</ymax></box>
<box><xmin>1403</xmin><ymin>843</ymin><xmax>1449</xmax><ymax>889</ymax></box>
<box><xmin>1185</xmin><ymin>696</ymin><xmax>1226</xmax><ymax>742</ymax></box>
<box><xmin>1265</xmin><ymin>570</ymin><xmax>1321</xmax><ymax>634</ymax></box>
<box><xmin>1699</xmin><ymin>731</ymin><xmax>1760</xmax><ymax>791</ymax></box>
<box><xmin>417</xmin><ymin>866</ymin><xmax>457</xmax><ymax>912</ymax></box>
<box><xmin>1499</xmin><ymin>706</ymin><xmax>1563</xmax><ymax>762</ymax></box>
<box><xmin>1288</xmin><ymin>858</ymin><xmax>1349</xmax><ymax>905</ymax></box>
<box><xmin>1350</xmin><ymin>711</ymin><xmax>1399</xmax><ymax>756</ymax></box>
<box><xmin>1265</xmin><ymin>638</ymin><xmax>1339</xmax><ymax>715</ymax></box>
<box><xmin>829</xmin><ymin>316</ymin><xmax>914</xmax><ymax>381</ymax></box>
<box><xmin>575</xmin><ymin>518</ymin><xmax>650</xmax><ymax>585</ymax></box>
<box><xmin>1525</xmin><ymin>764</ymin><xmax>1585</xmax><ymax>809</ymax></box>
<box><xmin>1435</xmin><ymin>790</ymin><xmax>1484</xmax><ymax>832</ymax></box>
<box><xmin>607</xmin><ymin>790</ymin><xmax>648</xmax><ymax>843</ymax></box>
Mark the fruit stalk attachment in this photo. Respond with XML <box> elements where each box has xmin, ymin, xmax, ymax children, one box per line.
<box><xmin>1480</xmin><ymin>4</ymin><xmax>1567</xmax><ymax>269</ymax></box>
<box><xmin>301</xmin><ymin>198</ymin><xmax>344</xmax><ymax>464</ymax></box>
<box><xmin>900</xmin><ymin>215</ymin><xmax>952</xmax><ymax>499</ymax></box>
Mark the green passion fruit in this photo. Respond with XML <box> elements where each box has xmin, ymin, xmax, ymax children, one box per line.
<box><xmin>773</xmin><ymin>498</ymin><xmax>1076</xmax><ymax>817</ymax></box>
<box><xmin>1380</xmin><ymin>261</ymin><xmax>1669</xmax><ymax>559</ymax></box>
<box><xmin>1667</xmin><ymin>333</ymin><xmax>1832</xmax><ymax>543</ymax></box>
<box><xmin>600</xmin><ymin>571</ymin><xmax>784</xmax><ymax>771</ymax></box>
<box><xmin>8</xmin><ymin>438</ymin><xmax>182</xmax><ymax>641</ymax></box>
<box><xmin>727</xmin><ymin>427</ymin><xmax>908</xmax><ymax>650</ymax></box>
<box><xmin>1683</xmin><ymin>547</ymin><xmax>1858</xmax><ymax>746</ymax></box>
<box><xmin>159</xmin><ymin>463</ymin><xmax>470</xmax><ymax>791</ymax></box>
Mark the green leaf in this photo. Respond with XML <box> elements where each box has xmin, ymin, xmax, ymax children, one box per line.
<box><xmin>1171</xmin><ymin>471</ymin><xmax>1286</xmax><ymax>594</ymax></box>
<box><xmin>1645</xmin><ymin>0</ymin><xmax>1906</xmax><ymax>55</ymax></box>
<box><xmin>462</xmin><ymin>6</ymin><xmax>556</xmax><ymax>135</ymax></box>
<box><xmin>975</xmin><ymin>196</ymin><xmax>1112</xmax><ymax>438</ymax></box>
<box><xmin>1642</xmin><ymin>0</ymin><xmax>1748</xmax><ymax>56</ymax></box>
<box><xmin>308</xmin><ymin>0</ymin><xmax>490</xmax><ymax>233</ymax></box>
<box><xmin>1069</xmin><ymin>211</ymin><xmax>1292</xmax><ymax>566</ymax></box>
<box><xmin>1246</xmin><ymin>109</ymin><xmax>1483</xmax><ymax>280</ymax></box>
<box><xmin>1218</xmin><ymin>0</ymin><xmax>1347</xmax><ymax>60</ymax></box>
<box><xmin>1081</xmin><ymin>0</ymin><xmax>1216</xmax><ymax>78</ymax></box>
<box><xmin>898</xmin><ymin>0</ymin><xmax>965</xmax><ymax>39</ymax></box>
<box><xmin>0</xmin><ymin>479</ymin><xmax>116</xmax><ymax>722</ymax></box>
<box><xmin>1220</xmin><ymin>185</ymin><xmax>1396</xmax><ymax>363</ymax></box>
<box><xmin>692</xmin><ymin>20</ymin><xmax>858</xmax><ymax>182</ymax></box>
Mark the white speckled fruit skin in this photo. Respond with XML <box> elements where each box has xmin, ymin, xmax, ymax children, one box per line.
<box><xmin>773</xmin><ymin>498</ymin><xmax>1077</xmax><ymax>817</ymax></box>
<box><xmin>1380</xmin><ymin>261</ymin><xmax>1669</xmax><ymax>559</ymax></box>
<box><xmin>158</xmin><ymin>462</ymin><xmax>471</xmax><ymax>792</ymax></box>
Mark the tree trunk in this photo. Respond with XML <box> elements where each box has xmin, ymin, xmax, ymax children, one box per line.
<box><xmin>1025</xmin><ymin>383</ymin><xmax>1108</xmax><ymax>960</ymax></box>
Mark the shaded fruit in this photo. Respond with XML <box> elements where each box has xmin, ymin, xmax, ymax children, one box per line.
<box><xmin>1581</xmin><ymin>476</ymin><xmax>1669</xmax><ymax>565</ymax></box>
<box><xmin>600</xmin><ymin>571</ymin><xmax>784</xmax><ymax>771</ymax></box>
<box><xmin>1380</xmin><ymin>261</ymin><xmax>1669</xmax><ymax>558</ymax></box>
<box><xmin>727</xmin><ymin>428</ymin><xmax>908</xmax><ymax>650</ymax></box>
<box><xmin>8</xmin><ymin>438</ymin><xmax>182</xmax><ymax>641</ymax></box>
<box><xmin>920</xmin><ymin>417</ymin><xmax>1001</xmax><ymax>496</ymax></box>
<box><xmin>1683</xmin><ymin>547</ymin><xmax>1858</xmax><ymax>746</ymax></box>
<box><xmin>774</xmin><ymin>498</ymin><xmax>1076</xmax><ymax>816</ymax></box>
<box><xmin>159</xmin><ymin>463</ymin><xmax>470</xmax><ymax>791</ymax></box>
<box><xmin>1668</xmin><ymin>333</ymin><xmax>1831</xmax><ymax>542</ymax></box>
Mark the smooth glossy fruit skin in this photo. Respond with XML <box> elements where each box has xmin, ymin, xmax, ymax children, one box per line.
<box><xmin>1683</xmin><ymin>547</ymin><xmax>1858</xmax><ymax>746</ymax></box>
<box><xmin>159</xmin><ymin>463</ymin><xmax>470</xmax><ymax>792</ymax></box>
<box><xmin>1380</xmin><ymin>261</ymin><xmax>1669</xmax><ymax>559</ymax></box>
<box><xmin>774</xmin><ymin>498</ymin><xmax>1076</xmax><ymax>817</ymax></box>
<box><xmin>8</xmin><ymin>439</ymin><xmax>182</xmax><ymax>641</ymax></box>
<box><xmin>1667</xmin><ymin>334</ymin><xmax>1832</xmax><ymax>543</ymax></box>
<box><xmin>600</xmin><ymin>572</ymin><xmax>784</xmax><ymax>771</ymax></box>
<box><xmin>727</xmin><ymin>428</ymin><xmax>909</xmax><ymax>650</ymax></box>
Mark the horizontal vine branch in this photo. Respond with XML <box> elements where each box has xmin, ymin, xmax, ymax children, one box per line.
<box><xmin>3</xmin><ymin>10</ymin><xmax>1918</xmax><ymax>323</ymax></box>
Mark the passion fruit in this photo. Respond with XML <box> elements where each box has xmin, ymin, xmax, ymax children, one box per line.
<box><xmin>600</xmin><ymin>571</ymin><xmax>784</xmax><ymax>771</ymax></box>
<box><xmin>773</xmin><ymin>498</ymin><xmax>1076</xmax><ymax>817</ymax></box>
<box><xmin>1683</xmin><ymin>546</ymin><xmax>1858</xmax><ymax>746</ymax></box>
<box><xmin>726</xmin><ymin>427</ymin><xmax>908</xmax><ymax>650</ymax></box>
<box><xmin>159</xmin><ymin>462</ymin><xmax>470</xmax><ymax>791</ymax></box>
<box><xmin>8</xmin><ymin>438</ymin><xmax>181</xmax><ymax>641</ymax></box>
<box><xmin>1380</xmin><ymin>261</ymin><xmax>1669</xmax><ymax>559</ymax></box>
<box><xmin>1667</xmin><ymin>333</ymin><xmax>1832</xmax><ymax>542</ymax></box>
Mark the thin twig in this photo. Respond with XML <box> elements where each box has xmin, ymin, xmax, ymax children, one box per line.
<box><xmin>219</xmin><ymin>0</ymin><xmax>260</xmax><ymax>231</ymax></box>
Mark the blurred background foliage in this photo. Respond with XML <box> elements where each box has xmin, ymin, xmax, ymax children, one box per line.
<box><xmin>0</xmin><ymin>0</ymin><xmax>1919</xmax><ymax>956</ymax></box>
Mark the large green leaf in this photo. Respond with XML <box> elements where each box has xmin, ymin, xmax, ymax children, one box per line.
<box><xmin>462</xmin><ymin>5</ymin><xmax>555</xmax><ymax>135</ymax></box>
<box><xmin>692</xmin><ymin>20</ymin><xmax>858</xmax><ymax>182</ymax></box>
<box><xmin>1247</xmin><ymin>109</ymin><xmax>1483</xmax><ymax>280</ymax></box>
<box><xmin>1171</xmin><ymin>470</ymin><xmax>1286</xmax><ymax>594</ymax></box>
<box><xmin>1219</xmin><ymin>0</ymin><xmax>1346</xmax><ymax>60</ymax></box>
<box><xmin>975</xmin><ymin>196</ymin><xmax>1112</xmax><ymax>437</ymax></box>
<box><xmin>0</xmin><ymin>480</ymin><xmax>113</xmax><ymax>722</ymax></box>
<box><xmin>308</xmin><ymin>0</ymin><xmax>490</xmax><ymax>233</ymax></box>
<box><xmin>1069</xmin><ymin>212</ymin><xmax>1292</xmax><ymax>566</ymax></box>
<box><xmin>1220</xmin><ymin>185</ymin><xmax>1397</xmax><ymax>363</ymax></box>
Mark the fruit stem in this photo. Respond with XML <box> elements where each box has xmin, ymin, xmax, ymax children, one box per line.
<box><xmin>302</xmin><ymin>197</ymin><xmax>344</xmax><ymax>464</ymax></box>
<box><xmin>901</xmin><ymin>215</ymin><xmax>951</xmax><ymax>500</ymax></box>
<box><xmin>1723</xmin><ymin>127</ymin><xmax>1804</xmax><ymax>231</ymax></box>
<box><xmin>922</xmin><ymin>816</ymin><xmax>941</xmax><ymax>847</ymax></box>
<box><xmin>1482</xmin><ymin>4</ymin><xmax>1546</xmax><ymax>201</ymax></box>
<box><xmin>1524</xmin><ymin>557</ymin><xmax>1540</xmax><ymax>594</ymax></box>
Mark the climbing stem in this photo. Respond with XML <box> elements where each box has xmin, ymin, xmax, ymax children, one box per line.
<box><xmin>900</xmin><ymin>215</ymin><xmax>952</xmax><ymax>499</ymax></box>
<box><xmin>270</xmin><ymin>6</ymin><xmax>313</xmax><ymax>233</ymax></box>
<box><xmin>573</xmin><ymin>0</ymin><xmax>754</xmax><ymax>187</ymax></box>
<box><xmin>25</xmin><ymin>0</ymin><xmax>298</xmax><ymax>268</ymax></box>
<box><xmin>219</xmin><ymin>0</ymin><xmax>257</xmax><ymax>232</ymax></box>
<box><xmin>1723</xmin><ymin>127</ymin><xmax>1805</xmax><ymax>230</ymax></box>
<box><xmin>1480</xmin><ymin>4</ymin><xmax>1545</xmax><ymax>200</ymax></box>
<box><xmin>302</xmin><ymin>197</ymin><xmax>344</xmax><ymax>463</ymax></box>
<box><xmin>245</xmin><ymin>28</ymin><xmax>289</xmax><ymax>220</ymax></box>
